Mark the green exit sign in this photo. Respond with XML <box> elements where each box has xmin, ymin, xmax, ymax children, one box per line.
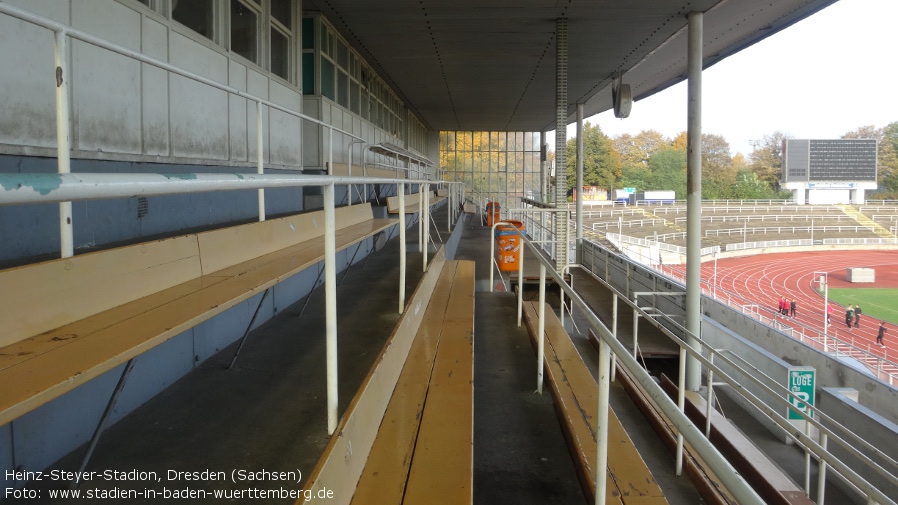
<box><xmin>787</xmin><ymin>367</ymin><xmax>815</xmax><ymax>420</ymax></box>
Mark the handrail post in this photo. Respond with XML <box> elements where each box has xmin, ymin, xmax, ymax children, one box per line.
<box><xmin>398</xmin><ymin>182</ymin><xmax>406</xmax><ymax>314</ymax></box>
<box><xmin>517</xmin><ymin>227</ymin><xmax>524</xmax><ymax>327</ymax></box>
<box><xmin>257</xmin><ymin>100</ymin><xmax>265</xmax><ymax>221</ymax></box>
<box><xmin>418</xmin><ymin>187</ymin><xmax>423</xmax><ymax>254</ymax></box>
<box><xmin>327</xmin><ymin>126</ymin><xmax>333</xmax><ymax>176</ymax></box>
<box><xmin>324</xmin><ymin>182</ymin><xmax>338</xmax><ymax>434</ymax></box>
<box><xmin>611</xmin><ymin>293</ymin><xmax>618</xmax><ymax>381</ymax></box>
<box><xmin>423</xmin><ymin>183</ymin><xmax>429</xmax><ymax>271</ymax></box>
<box><xmin>54</xmin><ymin>30</ymin><xmax>73</xmax><ymax>258</ymax></box>
<box><xmin>537</xmin><ymin>263</ymin><xmax>546</xmax><ymax>395</ymax></box>
<box><xmin>596</xmin><ymin>315</ymin><xmax>611</xmax><ymax>505</ymax></box>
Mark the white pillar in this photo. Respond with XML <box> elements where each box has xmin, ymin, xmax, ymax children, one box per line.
<box><xmin>398</xmin><ymin>183</ymin><xmax>406</xmax><ymax>314</ymax></box>
<box><xmin>55</xmin><ymin>31</ymin><xmax>73</xmax><ymax>259</ymax></box>
<box><xmin>685</xmin><ymin>11</ymin><xmax>703</xmax><ymax>392</ymax></box>
<box><xmin>537</xmin><ymin>263</ymin><xmax>546</xmax><ymax>394</ymax></box>
<box><xmin>576</xmin><ymin>103</ymin><xmax>584</xmax><ymax>263</ymax></box>
<box><xmin>257</xmin><ymin>100</ymin><xmax>266</xmax><ymax>221</ymax></box>
<box><xmin>324</xmin><ymin>183</ymin><xmax>338</xmax><ymax>434</ymax></box>
<box><xmin>595</xmin><ymin>334</ymin><xmax>611</xmax><ymax>505</ymax></box>
<box><xmin>540</xmin><ymin>131</ymin><xmax>547</xmax><ymax>203</ymax></box>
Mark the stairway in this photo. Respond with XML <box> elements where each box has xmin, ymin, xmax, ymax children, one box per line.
<box><xmin>840</xmin><ymin>204</ymin><xmax>895</xmax><ymax>238</ymax></box>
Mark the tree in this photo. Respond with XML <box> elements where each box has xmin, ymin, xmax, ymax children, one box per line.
<box><xmin>882</xmin><ymin>122</ymin><xmax>898</xmax><ymax>192</ymax></box>
<box><xmin>731</xmin><ymin>170</ymin><xmax>773</xmax><ymax>199</ymax></box>
<box><xmin>612</xmin><ymin>130</ymin><xmax>669</xmax><ymax>168</ymax></box>
<box><xmin>671</xmin><ymin>131</ymin><xmax>688</xmax><ymax>151</ymax></box>
<box><xmin>749</xmin><ymin>131</ymin><xmax>793</xmax><ymax>189</ymax></box>
<box><xmin>566</xmin><ymin>122</ymin><xmax>621</xmax><ymax>190</ymax></box>
<box><xmin>701</xmin><ymin>133</ymin><xmax>736</xmax><ymax>199</ymax></box>
<box><xmin>647</xmin><ymin>147</ymin><xmax>687</xmax><ymax>198</ymax></box>
<box><xmin>842</xmin><ymin>123</ymin><xmax>898</xmax><ymax>193</ymax></box>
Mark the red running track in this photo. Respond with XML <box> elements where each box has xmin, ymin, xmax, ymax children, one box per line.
<box><xmin>667</xmin><ymin>250</ymin><xmax>898</xmax><ymax>363</ymax></box>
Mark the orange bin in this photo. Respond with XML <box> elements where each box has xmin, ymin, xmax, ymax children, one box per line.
<box><xmin>495</xmin><ymin>220</ymin><xmax>526</xmax><ymax>272</ymax></box>
<box><xmin>485</xmin><ymin>201</ymin><xmax>500</xmax><ymax>227</ymax></box>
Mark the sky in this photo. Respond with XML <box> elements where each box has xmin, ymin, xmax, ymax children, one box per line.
<box><xmin>567</xmin><ymin>0</ymin><xmax>898</xmax><ymax>158</ymax></box>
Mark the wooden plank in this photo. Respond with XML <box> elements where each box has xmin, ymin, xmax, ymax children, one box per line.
<box><xmin>402</xmin><ymin>260</ymin><xmax>475</xmax><ymax>505</ymax></box>
<box><xmin>0</xmin><ymin>212</ymin><xmax>395</xmax><ymax>426</ymax></box>
<box><xmin>0</xmin><ymin>276</ymin><xmax>228</xmax><ymax>373</ymax></box>
<box><xmin>386</xmin><ymin>195</ymin><xmax>447</xmax><ymax>215</ymax></box>
<box><xmin>198</xmin><ymin>204</ymin><xmax>375</xmax><ymax>275</ymax></box>
<box><xmin>0</xmin><ymin>235</ymin><xmax>202</xmax><ymax>348</ymax></box>
<box><xmin>522</xmin><ymin>301</ymin><xmax>668</xmax><ymax>505</ymax></box>
<box><xmin>300</xmin><ymin>248</ymin><xmax>449</xmax><ymax>505</ymax></box>
<box><xmin>351</xmin><ymin>262</ymin><xmax>459</xmax><ymax>505</ymax></box>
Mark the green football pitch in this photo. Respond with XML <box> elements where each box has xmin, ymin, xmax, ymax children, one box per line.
<box><xmin>826</xmin><ymin>288</ymin><xmax>898</xmax><ymax>325</ymax></box>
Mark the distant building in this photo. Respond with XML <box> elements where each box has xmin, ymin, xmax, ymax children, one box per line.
<box><xmin>781</xmin><ymin>139</ymin><xmax>878</xmax><ymax>205</ymax></box>
<box><xmin>572</xmin><ymin>186</ymin><xmax>608</xmax><ymax>201</ymax></box>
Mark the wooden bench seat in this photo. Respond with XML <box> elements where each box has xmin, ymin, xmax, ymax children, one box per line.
<box><xmin>522</xmin><ymin>301</ymin><xmax>668</xmax><ymax>505</ymax></box>
<box><xmin>386</xmin><ymin>193</ymin><xmax>447</xmax><ymax>215</ymax></box>
<box><xmin>0</xmin><ymin>203</ymin><xmax>396</xmax><ymax>426</ymax></box>
<box><xmin>352</xmin><ymin>260</ymin><xmax>474</xmax><ymax>505</ymax></box>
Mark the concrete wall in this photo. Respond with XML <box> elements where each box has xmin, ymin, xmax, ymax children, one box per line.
<box><xmin>819</xmin><ymin>387</ymin><xmax>898</xmax><ymax>503</ymax></box>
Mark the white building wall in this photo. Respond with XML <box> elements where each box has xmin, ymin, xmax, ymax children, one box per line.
<box><xmin>0</xmin><ymin>0</ymin><xmax>306</xmax><ymax>168</ymax></box>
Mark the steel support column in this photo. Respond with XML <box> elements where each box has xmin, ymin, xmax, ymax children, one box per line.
<box><xmin>554</xmin><ymin>18</ymin><xmax>568</xmax><ymax>271</ymax></box>
<box><xmin>324</xmin><ymin>183</ymin><xmax>338</xmax><ymax>434</ymax></box>
<box><xmin>576</xmin><ymin>103</ymin><xmax>584</xmax><ymax>264</ymax></box>
<box><xmin>257</xmin><ymin>100</ymin><xmax>266</xmax><ymax>221</ymax></box>
<box><xmin>685</xmin><ymin>11</ymin><xmax>703</xmax><ymax>391</ymax></box>
<box><xmin>54</xmin><ymin>31</ymin><xmax>73</xmax><ymax>259</ymax></box>
<box><xmin>398</xmin><ymin>183</ymin><xmax>406</xmax><ymax>314</ymax></box>
<box><xmin>540</xmin><ymin>131</ymin><xmax>547</xmax><ymax>203</ymax></box>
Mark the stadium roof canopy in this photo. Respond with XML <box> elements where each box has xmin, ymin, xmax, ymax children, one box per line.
<box><xmin>303</xmin><ymin>0</ymin><xmax>837</xmax><ymax>133</ymax></box>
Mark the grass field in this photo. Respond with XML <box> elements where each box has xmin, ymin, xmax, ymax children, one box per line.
<box><xmin>826</xmin><ymin>288</ymin><xmax>898</xmax><ymax>325</ymax></box>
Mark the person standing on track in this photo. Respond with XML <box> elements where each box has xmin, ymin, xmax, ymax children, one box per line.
<box><xmin>878</xmin><ymin>322</ymin><xmax>887</xmax><ymax>345</ymax></box>
<box><xmin>790</xmin><ymin>298</ymin><xmax>796</xmax><ymax>317</ymax></box>
<box><xmin>846</xmin><ymin>305</ymin><xmax>854</xmax><ymax>331</ymax></box>
<box><xmin>854</xmin><ymin>305</ymin><xmax>862</xmax><ymax>328</ymax></box>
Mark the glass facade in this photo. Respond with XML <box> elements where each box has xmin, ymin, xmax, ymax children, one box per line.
<box><xmin>440</xmin><ymin>131</ymin><xmax>543</xmax><ymax>210</ymax></box>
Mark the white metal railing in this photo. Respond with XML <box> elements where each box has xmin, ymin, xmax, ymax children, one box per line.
<box><xmin>652</xmin><ymin>246</ymin><xmax>898</xmax><ymax>385</ymax></box>
<box><xmin>591</xmin><ymin>219</ymin><xmax>667</xmax><ymax>231</ymax></box>
<box><xmin>581</xmin><ymin>208</ymin><xmax>642</xmax><ymax>219</ymax></box>
<box><xmin>726</xmin><ymin>239</ymin><xmax>813</xmax><ymax>251</ymax></box>
<box><xmin>724</xmin><ymin>237</ymin><xmax>898</xmax><ymax>252</ymax></box>
<box><xmin>591</xmin><ymin>233</ymin><xmax>898</xmax><ymax>384</ymax></box>
<box><xmin>861</xmin><ymin>202</ymin><xmax>898</xmax><ymax>208</ymax></box>
<box><xmin>653</xmin><ymin>204</ymin><xmax>842</xmax><ymax>215</ymax></box>
<box><xmin>675</xmin><ymin>214</ymin><xmax>853</xmax><ymax>224</ymax></box>
<box><xmin>707</xmin><ymin>225</ymin><xmax>877</xmax><ymax>237</ymax></box>
<box><xmin>577</xmin><ymin>239</ymin><xmax>898</xmax><ymax>504</ymax></box>
<box><xmin>0</xmin><ymin>170</ymin><xmax>464</xmax><ymax>438</ymax></box>
<box><xmin>823</xmin><ymin>237</ymin><xmax>898</xmax><ymax>246</ymax></box>
<box><xmin>606</xmin><ymin>233</ymin><xmax>718</xmax><ymax>257</ymax></box>
<box><xmin>527</xmin><ymin>235</ymin><xmax>898</xmax><ymax>505</ymax></box>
